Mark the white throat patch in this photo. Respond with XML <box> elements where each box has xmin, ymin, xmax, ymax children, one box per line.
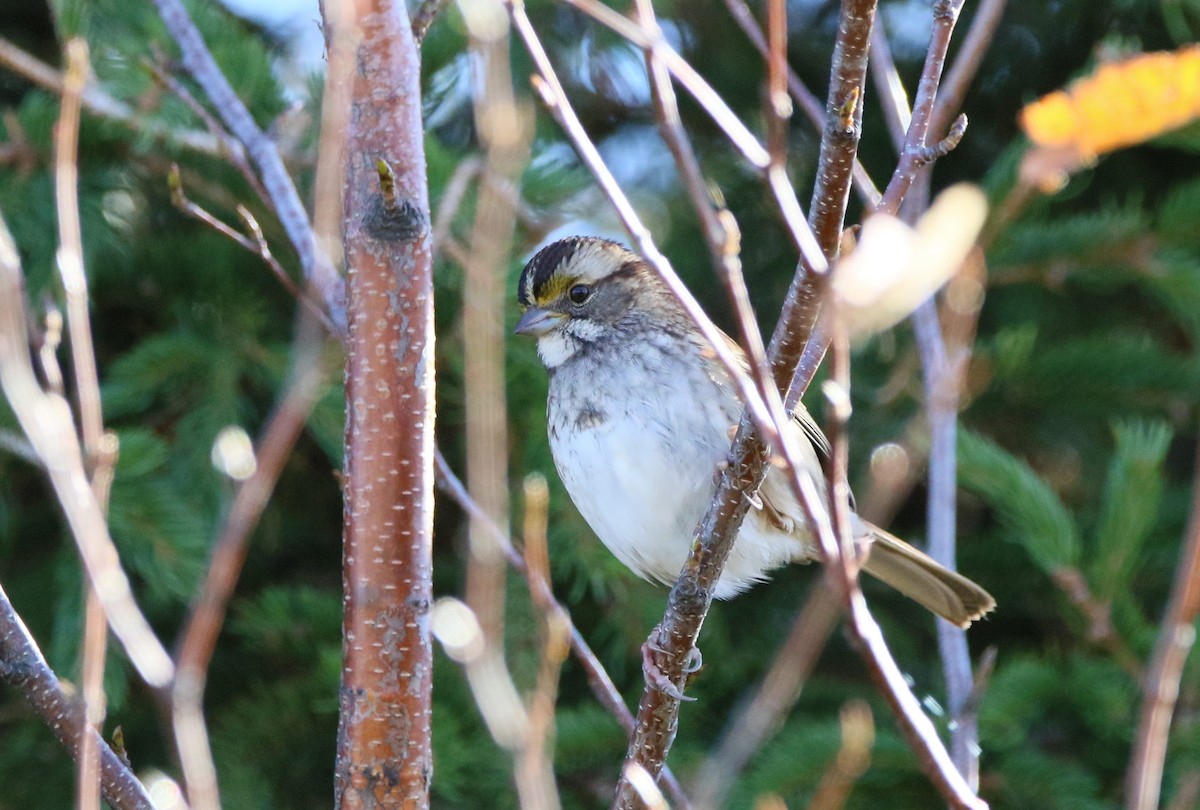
<box><xmin>537</xmin><ymin>332</ymin><xmax>576</xmax><ymax>368</ymax></box>
<box><xmin>537</xmin><ymin>319</ymin><xmax>604</xmax><ymax>368</ymax></box>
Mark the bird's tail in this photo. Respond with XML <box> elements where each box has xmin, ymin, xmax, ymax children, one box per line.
<box><xmin>857</xmin><ymin>522</ymin><xmax>996</xmax><ymax>628</ymax></box>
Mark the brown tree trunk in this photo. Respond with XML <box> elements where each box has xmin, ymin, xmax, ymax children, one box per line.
<box><xmin>331</xmin><ymin>0</ymin><xmax>435</xmax><ymax>806</ymax></box>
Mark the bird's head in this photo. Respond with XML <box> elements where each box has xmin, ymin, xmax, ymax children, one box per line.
<box><xmin>515</xmin><ymin>237</ymin><xmax>663</xmax><ymax>368</ymax></box>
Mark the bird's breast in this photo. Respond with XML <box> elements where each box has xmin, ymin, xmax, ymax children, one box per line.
<box><xmin>543</xmin><ymin>342</ymin><xmax>809</xmax><ymax>596</ymax></box>
<box><xmin>547</xmin><ymin>371</ymin><xmax>727</xmax><ymax>586</ymax></box>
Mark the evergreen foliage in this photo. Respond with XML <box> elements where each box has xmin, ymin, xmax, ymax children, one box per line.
<box><xmin>1</xmin><ymin>0</ymin><xmax>1199</xmax><ymax>807</ymax></box>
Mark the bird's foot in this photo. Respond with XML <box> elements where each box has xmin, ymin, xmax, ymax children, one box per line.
<box><xmin>641</xmin><ymin>626</ymin><xmax>699</xmax><ymax>702</ymax></box>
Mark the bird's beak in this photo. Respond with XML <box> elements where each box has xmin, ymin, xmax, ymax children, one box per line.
<box><xmin>514</xmin><ymin>307</ymin><xmax>565</xmax><ymax>337</ymax></box>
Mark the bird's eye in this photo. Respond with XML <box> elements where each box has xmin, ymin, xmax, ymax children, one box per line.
<box><xmin>567</xmin><ymin>284</ymin><xmax>592</xmax><ymax>305</ymax></box>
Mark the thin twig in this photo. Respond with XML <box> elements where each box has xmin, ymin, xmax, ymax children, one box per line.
<box><xmin>143</xmin><ymin>57</ymin><xmax>270</xmax><ymax>204</ymax></box>
<box><xmin>929</xmin><ymin>0</ymin><xmax>1010</xmax><ymax>141</ymax></box>
<box><xmin>770</xmin><ymin>0</ymin><xmax>879</xmax><ymax>406</ymax></box>
<box><xmin>311</xmin><ymin>0</ymin><xmax>355</xmax><ymax>273</ymax></box>
<box><xmin>149</xmin><ymin>0</ymin><xmax>346</xmax><ymax>335</ymax></box>
<box><xmin>1127</xmin><ymin>438</ymin><xmax>1200</xmax><ymax>810</ymax></box>
<box><xmin>54</xmin><ymin>39</ymin><xmax>117</xmax><ymax>810</ymax></box>
<box><xmin>765</xmin><ymin>0</ymin><xmax>790</xmax><ymax>167</ymax></box>
<box><xmin>0</xmin><ymin>35</ymin><xmax>232</xmax><ymax>159</ymax></box>
<box><xmin>823</xmin><ymin>308</ymin><xmax>984</xmax><ymax>809</ymax></box>
<box><xmin>167</xmin><ymin>166</ymin><xmax>336</xmax><ymax>333</ymax></box>
<box><xmin>433</xmin><ymin>451</ymin><xmax>691</xmax><ymax>808</ymax></box>
<box><xmin>55</xmin><ymin>40</ymin><xmax>104</xmax><ymax>467</ymax></box>
<box><xmin>517</xmin><ymin>474</ymin><xmax>567</xmax><ymax>810</ymax></box>
<box><xmin>915</xmin><ymin>295</ymin><xmax>981</xmax><ymax>783</ymax></box>
<box><xmin>172</xmin><ymin>342</ymin><xmax>327</xmax><ymax>810</ymax></box>
<box><xmin>0</xmin><ymin>582</ymin><xmax>153</xmax><ymax>810</ymax></box>
<box><xmin>719</xmin><ymin>0</ymin><xmax>881</xmax><ymax>207</ymax></box>
<box><xmin>0</xmin><ymin>216</ymin><xmax>174</xmax><ymax>690</ymax></box>
<box><xmin>1051</xmin><ymin>567</ymin><xmax>1143</xmax><ymax>678</ymax></box>
<box><xmin>632</xmin><ymin>0</ymin><xmax>779</xmax><ymax>443</ymax></box>
<box><xmin>878</xmin><ymin>0</ymin><xmax>968</xmax><ymax>214</ymax></box>
<box><xmin>869</xmin><ymin>24</ymin><xmax>911</xmax><ymax>147</ymax></box>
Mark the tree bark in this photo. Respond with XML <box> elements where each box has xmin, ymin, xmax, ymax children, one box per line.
<box><xmin>331</xmin><ymin>0</ymin><xmax>435</xmax><ymax>806</ymax></box>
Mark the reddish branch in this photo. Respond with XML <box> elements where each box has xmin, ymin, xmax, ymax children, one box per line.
<box><xmin>930</xmin><ymin>0</ymin><xmax>1010</xmax><ymax>141</ymax></box>
<box><xmin>768</xmin><ymin>0</ymin><xmax>880</xmax><ymax>390</ymax></box>
<box><xmin>330</xmin><ymin>1</ymin><xmax>436</xmax><ymax>807</ymax></box>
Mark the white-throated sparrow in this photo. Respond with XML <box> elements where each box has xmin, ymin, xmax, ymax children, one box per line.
<box><xmin>515</xmin><ymin>236</ymin><xmax>994</xmax><ymax>627</ymax></box>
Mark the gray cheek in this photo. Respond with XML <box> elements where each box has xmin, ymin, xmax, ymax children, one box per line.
<box><xmin>584</xmin><ymin>284</ymin><xmax>636</xmax><ymax>323</ymax></box>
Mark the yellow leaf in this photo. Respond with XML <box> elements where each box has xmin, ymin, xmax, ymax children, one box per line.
<box><xmin>1020</xmin><ymin>45</ymin><xmax>1200</xmax><ymax>159</ymax></box>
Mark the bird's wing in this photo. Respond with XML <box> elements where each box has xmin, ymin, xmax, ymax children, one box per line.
<box><xmin>792</xmin><ymin>402</ymin><xmax>832</xmax><ymax>469</ymax></box>
<box><xmin>708</xmin><ymin>327</ymin><xmax>844</xmax><ymax>530</ymax></box>
<box><xmin>712</xmin><ymin>328</ymin><xmax>832</xmax><ymax>462</ymax></box>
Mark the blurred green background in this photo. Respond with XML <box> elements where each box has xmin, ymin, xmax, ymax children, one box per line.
<box><xmin>2</xmin><ymin>0</ymin><xmax>1200</xmax><ymax>807</ymax></box>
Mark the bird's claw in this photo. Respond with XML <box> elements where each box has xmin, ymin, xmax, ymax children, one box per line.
<box><xmin>641</xmin><ymin>627</ymin><xmax>700</xmax><ymax>702</ymax></box>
